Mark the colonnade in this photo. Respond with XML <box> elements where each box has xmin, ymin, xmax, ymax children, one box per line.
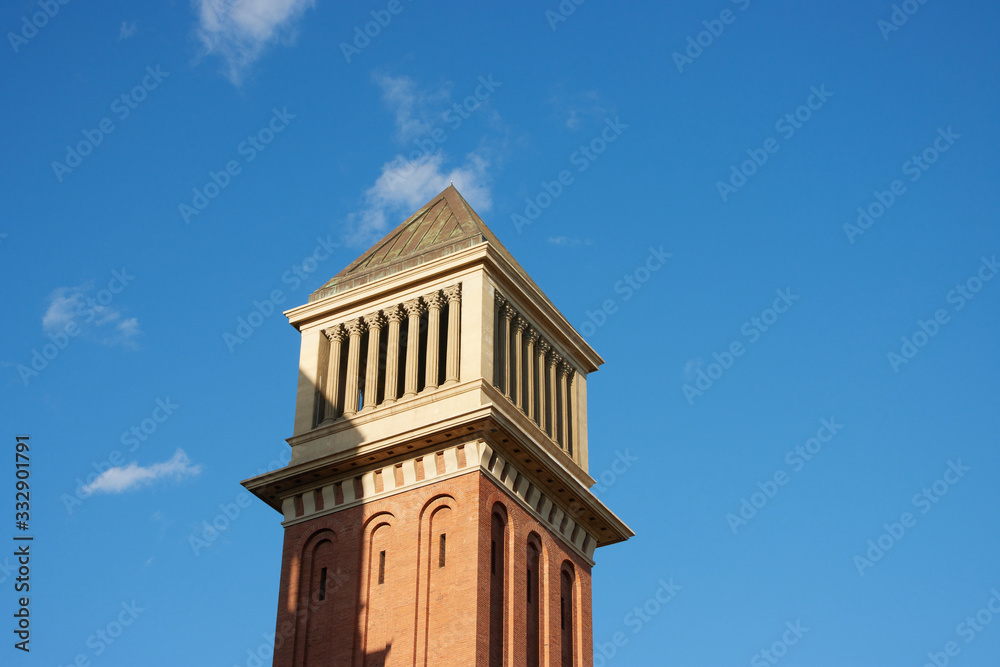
<box><xmin>318</xmin><ymin>284</ymin><xmax>462</xmax><ymax>423</ymax></box>
<box><xmin>493</xmin><ymin>292</ymin><xmax>577</xmax><ymax>456</ymax></box>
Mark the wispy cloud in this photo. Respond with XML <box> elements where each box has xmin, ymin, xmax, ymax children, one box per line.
<box><xmin>42</xmin><ymin>283</ymin><xmax>141</xmax><ymax>346</ymax></box>
<box><xmin>683</xmin><ymin>359</ymin><xmax>703</xmax><ymax>382</ymax></box>
<box><xmin>344</xmin><ymin>152</ymin><xmax>493</xmax><ymax>247</ymax></box>
<box><xmin>548</xmin><ymin>236</ymin><xmax>593</xmax><ymax>247</ymax></box>
<box><xmin>83</xmin><ymin>449</ymin><xmax>201</xmax><ymax>495</ymax></box>
<box><xmin>546</xmin><ymin>87</ymin><xmax>611</xmax><ymax>131</ymax></box>
<box><xmin>341</xmin><ymin>74</ymin><xmax>501</xmax><ymax>246</ymax></box>
<box><xmin>375</xmin><ymin>73</ymin><xmax>451</xmax><ymax>143</ymax></box>
<box><xmin>194</xmin><ymin>0</ymin><xmax>315</xmax><ymax>84</ymax></box>
<box><xmin>119</xmin><ymin>21</ymin><xmax>137</xmax><ymax>40</ymax></box>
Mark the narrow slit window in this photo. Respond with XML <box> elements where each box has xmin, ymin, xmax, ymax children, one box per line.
<box><xmin>318</xmin><ymin>567</ymin><xmax>327</xmax><ymax>601</ymax></box>
<box><xmin>491</xmin><ymin>539</ymin><xmax>496</xmax><ymax>574</ymax></box>
<box><xmin>527</xmin><ymin>569</ymin><xmax>532</xmax><ymax>603</ymax></box>
<box><xmin>560</xmin><ymin>596</ymin><xmax>565</xmax><ymax>629</ymax></box>
<box><xmin>378</xmin><ymin>550</ymin><xmax>386</xmax><ymax>585</ymax></box>
<box><xmin>439</xmin><ymin>534</ymin><xmax>447</xmax><ymax>568</ymax></box>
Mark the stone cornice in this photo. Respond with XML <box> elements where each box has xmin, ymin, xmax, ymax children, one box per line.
<box><xmin>274</xmin><ymin>439</ymin><xmax>618</xmax><ymax>565</ymax></box>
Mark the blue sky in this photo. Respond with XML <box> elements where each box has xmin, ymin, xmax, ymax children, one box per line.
<box><xmin>2</xmin><ymin>0</ymin><xmax>999</xmax><ymax>664</ymax></box>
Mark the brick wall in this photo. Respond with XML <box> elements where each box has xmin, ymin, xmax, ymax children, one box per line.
<box><xmin>269</xmin><ymin>469</ymin><xmax>593</xmax><ymax>666</ymax></box>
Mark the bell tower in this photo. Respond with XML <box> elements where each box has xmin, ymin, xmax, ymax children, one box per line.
<box><xmin>243</xmin><ymin>185</ymin><xmax>632</xmax><ymax>666</ymax></box>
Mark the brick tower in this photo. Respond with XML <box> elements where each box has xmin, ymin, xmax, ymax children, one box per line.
<box><xmin>243</xmin><ymin>185</ymin><xmax>632</xmax><ymax>666</ymax></box>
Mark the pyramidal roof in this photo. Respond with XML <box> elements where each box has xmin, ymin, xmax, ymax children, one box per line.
<box><xmin>311</xmin><ymin>185</ymin><xmax>523</xmax><ymax>301</ymax></box>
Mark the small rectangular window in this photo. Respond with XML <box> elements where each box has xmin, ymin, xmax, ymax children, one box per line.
<box><xmin>439</xmin><ymin>534</ymin><xmax>447</xmax><ymax>568</ymax></box>
<box><xmin>378</xmin><ymin>550</ymin><xmax>386</xmax><ymax>585</ymax></box>
<box><xmin>319</xmin><ymin>567</ymin><xmax>327</xmax><ymax>601</ymax></box>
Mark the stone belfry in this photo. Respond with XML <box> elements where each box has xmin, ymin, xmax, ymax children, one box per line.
<box><xmin>243</xmin><ymin>185</ymin><xmax>632</xmax><ymax>666</ymax></box>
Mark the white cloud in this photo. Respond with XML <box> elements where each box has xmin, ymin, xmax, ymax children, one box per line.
<box><xmin>683</xmin><ymin>359</ymin><xmax>703</xmax><ymax>382</ymax></box>
<box><xmin>344</xmin><ymin>151</ymin><xmax>492</xmax><ymax>246</ymax></box>
<box><xmin>548</xmin><ymin>236</ymin><xmax>593</xmax><ymax>247</ymax></box>
<box><xmin>119</xmin><ymin>21</ymin><xmax>137</xmax><ymax>40</ymax></box>
<box><xmin>42</xmin><ymin>285</ymin><xmax>86</xmax><ymax>332</ymax></box>
<box><xmin>42</xmin><ymin>283</ymin><xmax>141</xmax><ymax>346</ymax></box>
<box><xmin>546</xmin><ymin>88</ymin><xmax>610</xmax><ymax>131</ymax></box>
<box><xmin>194</xmin><ymin>0</ymin><xmax>315</xmax><ymax>84</ymax></box>
<box><xmin>374</xmin><ymin>73</ymin><xmax>451</xmax><ymax>143</ymax></box>
<box><xmin>83</xmin><ymin>449</ymin><xmax>201</xmax><ymax>495</ymax></box>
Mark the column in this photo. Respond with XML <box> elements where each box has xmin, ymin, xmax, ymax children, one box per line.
<box><xmin>321</xmin><ymin>325</ymin><xmax>346</xmax><ymax>423</ymax></box>
<box><xmin>424</xmin><ymin>291</ymin><xmax>445</xmax><ymax>391</ymax></box>
<box><xmin>362</xmin><ymin>312</ymin><xmax>385</xmax><ymax>411</ymax></box>
<box><xmin>443</xmin><ymin>284</ymin><xmax>462</xmax><ymax>384</ymax></box>
<box><xmin>493</xmin><ymin>292</ymin><xmax>506</xmax><ymax>388</ymax></box>
<box><xmin>343</xmin><ymin>318</ymin><xmax>367</xmax><ymax>417</ymax></box>
<box><xmin>502</xmin><ymin>303</ymin><xmax>516</xmax><ymax>400</ymax></box>
<box><xmin>549</xmin><ymin>352</ymin><xmax>561</xmax><ymax>442</ymax></box>
<box><xmin>537</xmin><ymin>341</ymin><xmax>551</xmax><ymax>435</ymax></box>
<box><xmin>402</xmin><ymin>298</ymin><xmax>426</xmax><ymax>398</ymax></box>
<box><xmin>383</xmin><ymin>305</ymin><xmax>403</xmax><ymax>405</ymax></box>
<box><xmin>559</xmin><ymin>360</ymin><xmax>573</xmax><ymax>453</ymax></box>
<box><xmin>525</xmin><ymin>329</ymin><xmax>538</xmax><ymax>421</ymax></box>
<box><xmin>513</xmin><ymin>316</ymin><xmax>527</xmax><ymax>410</ymax></box>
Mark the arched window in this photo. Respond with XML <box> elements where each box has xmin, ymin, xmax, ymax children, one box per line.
<box><xmin>526</xmin><ymin>535</ymin><xmax>542</xmax><ymax>667</ymax></box>
<box><xmin>560</xmin><ymin>564</ymin><xmax>575</xmax><ymax>667</ymax></box>
<box><xmin>490</xmin><ymin>505</ymin><xmax>508</xmax><ymax>667</ymax></box>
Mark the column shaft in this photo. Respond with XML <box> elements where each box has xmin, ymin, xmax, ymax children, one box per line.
<box><xmin>525</xmin><ymin>330</ymin><xmax>538</xmax><ymax>421</ymax></box>
<box><xmin>538</xmin><ymin>342</ymin><xmax>551</xmax><ymax>436</ymax></box>
<box><xmin>383</xmin><ymin>306</ymin><xmax>403</xmax><ymax>405</ymax></box>
<box><xmin>444</xmin><ymin>285</ymin><xmax>462</xmax><ymax>384</ymax></box>
<box><xmin>321</xmin><ymin>326</ymin><xmax>345</xmax><ymax>422</ymax></box>
<box><xmin>424</xmin><ymin>291</ymin><xmax>445</xmax><ymax>391</ymax></box>
<box><xmin>343</xmin><ymin>318</ymin><xmax>367</xmax><ymax>417</ymax></box>
<box><xmin>559</xmin><ymin>363</ymin><xmax>572</xmax><ymax>453</ymax></box>
<box><xmin>513</xmin><ymin>317</ymin><xmax>526</xmax><ymax>410</ymax></box>
<box><xmin>403</xmin><ymin>299</ymin><xmax>425</xmax><ymax>398</ymax></box>
<box><xmin>362</xmin><ymin>313</ymin><xmax>385</xmax><ymax>410</ymax></box>
<box><xmin>548</xmin><ymin>353</ymin><xmax>560</xmax><ymax>441</ymax></box>
<box><xmin>502</xmin><ymin>304</ymin><xmax>516</xmax><ymax>400</ymax></box>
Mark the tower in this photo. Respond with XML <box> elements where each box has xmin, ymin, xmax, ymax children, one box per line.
<box><xmin>243</xmin><ymin>185</ymin><xmax>633</xmax><ymax>666</ymax></box>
